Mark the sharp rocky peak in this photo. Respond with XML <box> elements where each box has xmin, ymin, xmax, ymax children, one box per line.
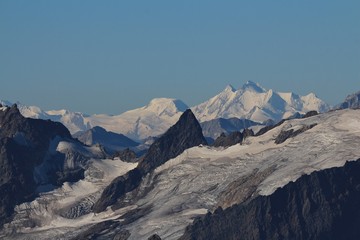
<box><xmin>138</xmin><ymin>109</ymin><xmax>207</xmax><ymax>173</ymax></box>
<box><xmin>93</xmin><ymin>109</ymin><xmax>207</xmax><ymax>212</ymax></box>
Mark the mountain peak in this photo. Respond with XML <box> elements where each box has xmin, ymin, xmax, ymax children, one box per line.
<box><xmin>93</xmin><ymin>108</ymin><xmax>207</xmax><ymax>212</ymax></box>
<box><xmin>241</xmin><ymin>81</ymin><xmax>266</xmax><ymax>93</ymax></box>
<box><xmin>145</xmin><ymin>98</ymin><xmax>189</xmax><ymax>114</ymax></box>
<box><xmin>138</xmin><ymin>108</ymin><xmax>207</xmax><ymax>173</ymax></box>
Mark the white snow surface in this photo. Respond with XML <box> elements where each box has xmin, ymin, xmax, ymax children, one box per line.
<box><xmin>3</xmin><ymin>109</ymin><xmax>360</xmax><ymax>240</ymax></box>
<box><xmin>192</xmin><ymin>81</ymin><xmax>330</xmax><ymax>123</ymax></box>
<box><xmin>87</xmin><ymin>98</ymin><xmax>188</xmax><ymax>141</ymax></box>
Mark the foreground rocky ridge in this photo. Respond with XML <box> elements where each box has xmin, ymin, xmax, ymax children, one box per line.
<box><xmin>180</xmin><ymin>159</ymin><xmax>360</xmax><ymax>240</ymax></box>
<box><xmin>0</xmin><ymin>104</ymin><xmax>73</xmax><ymax>225</ymax></box>
<box><xmin>0</xmin><ymin>104</ymin><xmax>106</xmax><ymax>227</ymax></box>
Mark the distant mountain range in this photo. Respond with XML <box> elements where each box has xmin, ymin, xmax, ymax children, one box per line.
<box><xmin>1</xmin><ymin>81</ymin><xmax>330</xmax><ymax>141</ymax></box>
<box><xmin>192</xmin><ymin>81</ymin><xmax>329</xmax><ymax>123</ymax></box>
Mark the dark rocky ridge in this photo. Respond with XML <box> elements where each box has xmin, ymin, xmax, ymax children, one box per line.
<box><xmin>256</xmin><ymin>111</ymin><xmax>319</xmax><ymax>137</ymax></box>
<box><xmin>0</xmin><ymin>104</ymin><xmax>75</xmax><ymax>226</ymax></box>
<box><xmin>302</xmin><ymin>110</ymin><xmax>318</xmax><ymax>118</ymax></box>
<box><xmin>255</xmin><ymin>119</ymin><xmax>286</xmax><ymax>136</ymax></box>
<box><xmin>275</xmin><ymin>124</ymin><xmax>317</xmax><ymax>144</ymax></box>
<box><xmin>213</xmin><ymin>128</ymin><xmax>254</xmax><ymax>148</ymax></box>
<box><xmin>93</xmin><ymin>109</ymin><xmax>207</xmax><ymax>213</ymax></box>
<box><xmin>148</xmin><ymin>234</ymin><xmax>162</xmax><ymax>240</ymax></box>
<box><xmin>180</xmin><ymin>159</ymin><xmax>360</xmax><ymax>240</ymax></box>
<box><xmin>113</xmin><ymin>148</ymin><xmax>137</xmax><ymax>162</ymax></box>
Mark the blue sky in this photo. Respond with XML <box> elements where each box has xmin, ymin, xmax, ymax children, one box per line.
<box><xmin>0</xmin><ymin>0</ymin><xmax>359</xmax><ymax>114</ymax></box>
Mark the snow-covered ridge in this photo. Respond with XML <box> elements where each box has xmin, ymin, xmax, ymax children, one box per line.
<box><xmin>192</xmin><ymin>81</ymin><xmax>330</xmax><ymax>123</ymax></box>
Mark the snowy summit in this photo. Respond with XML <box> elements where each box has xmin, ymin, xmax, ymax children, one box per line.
<box><xmin>192</xmin><ymin>81</ymin><xmax>330</xmax><ymax>123</ymax></box>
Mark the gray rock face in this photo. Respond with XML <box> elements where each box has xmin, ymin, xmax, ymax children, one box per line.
<box><xmin>113</xmin><ymin>148</ymin><xmax>137</xmax><ymax>162</ymax></box>
<box><xmin>138</xmin><ymin>109</ymin><xmax>207</xmax><ymax>173</ymax></box>
<box><xmin>256</xmin><ymin>119</ymin><xmax>286</xmax><ymax>136</ymax></box>
<box><xmin>93</xmin><ymin>109</ymin><xmax>207</xmax><ymax>213</ymax></box>
<box><xmin>336</xmin><ymin>91</ymin><xmax>360</xmax><ymax>109</ymax></box>
<box><xmin>213</xmin><ymin>128</ymin><xmax>254</xmax><ymax>148</ymax></box>
<box><xmin>0</xmin><ymin>104</ymin><xmax>73</xmax><ymax>226</ymax></box>
<box><xmin>74</xmin><ymin>126</ymin><xmax>139</xmax><ymax>153</ymax></box>
<box><xmin>180</xmin><ymin>159</ymin><xmax>360</xmax><ymax>240</ymax></box>
<box><xmin>302</xmin><ymin>110</ymin><xmax>318</xmax><ymax>118</ymax></box>
<box><xmin>200</xmin><ymin>117</ymin><xmax>260</xmax><ymax>140</ymax></box>
<box><xmin>148</xmin><ymin>234</ymin><xmax>162</xmax><ymax>240</ymax></box>
<box><xmin>274</xmin><ymin>124</ymin><xmax>317</xmax><ymax>144</ymax></box>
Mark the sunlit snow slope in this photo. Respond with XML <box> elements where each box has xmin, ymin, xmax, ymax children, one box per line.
<box><xmin>2</xmin><ymin>109</ymin><xmax>360</xmax><ymax>240</ymax></box>
<box><xmin>192</xmin><ymin>81</ymin><xmax>329</xmax><ymax>123</ymax></box>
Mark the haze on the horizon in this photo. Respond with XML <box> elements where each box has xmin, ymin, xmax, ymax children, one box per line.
<box><xmin>0</xmin><ymin>0</ymin><xmax>359</xmax><ymax>115</ymax></box>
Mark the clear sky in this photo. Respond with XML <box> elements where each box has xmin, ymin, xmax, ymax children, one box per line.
<box><xmin>1</xmin><ymin>0</ymin><xmax>359</xmax><ymax>115</ymax></box>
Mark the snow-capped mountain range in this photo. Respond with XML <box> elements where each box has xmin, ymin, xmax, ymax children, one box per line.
<box><xmin>192</xmin><ymin>81</ymin><xmax>329</xmax><ymax>123</ymax></box>
<box><xmin>1</xmin><ymin>81</ymin><xmax>329</xmax><ymax>141</ymax></box>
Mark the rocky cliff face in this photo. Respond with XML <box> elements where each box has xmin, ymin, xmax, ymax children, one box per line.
<box><xmin>180</xmin><ymin>159</ymin><xmax>360</xmax><ymax>240</ymax></box>
<box><xmin>93</xmin><ymin>109</ymin><xmax>207</xmax><ymax>212</ymax></box>
<box><xmin>0</xmin><ymin>104</ymin><xmax>73</xmax><ymax>226</ymax></box>
<box><xmin>137</xmin><ymin>109</ymin><xmax>207</xmax><ymax>173</ymax></box>
<box><xmin>213</xmin><ymin>128</ymin><xmax>254</xmax><ymax>148</ymax></box>
<box><xmin>113</xmin><ymin>148</ymin><xmax>137</xmax><ymax>162</ymax></box>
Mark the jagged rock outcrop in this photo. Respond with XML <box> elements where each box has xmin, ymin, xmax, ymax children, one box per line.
<box><xmin>73</xmin><ymin>126</ymin><xmax>139</xmax><ymax>153</ymax></box>
<box><xmin>148</xmin><ymin>234</ymin><xmax>162</xmax><ymax>240</ymax></box>
<box><xmin>137</xmin><ymin>109</ymin><xmax>207</xmax><ymax>173</ymax></box>
<box><xmin>303</xmin><ymin>110</ymin><xmax>318</xmax><ymax>118</ymax></box>
<box><xmin>275</xmin><ymin>124</ymin><xmax>317</xmax><ymax>144</ymax></box>
<box><xmin>256</xmin><ymin>119</ymin><xmax>285</xmax><ymax>136</ymax></box>
<box><xmin>113</xmin><ymin>148</ymin><xmax>137</xmax><ymax>162</ymax></box>
<box><xmin>0</xmin><ymin>104</ymin><xmax>73</xmax><ymax>226</ymax></box>
<box><xmin>213</xmin><ymin>128</ymin><xmax>254</xmax><ymax>148</ymax></box>
<box><xmin>180</xmin><ymin>159</ymin><xmax>360</xmax><ymax>240</ymax></box>
<box><xmin>200</xmin><ymin>117</ymin><xmax>260</xmax><ymax>140</ymax></box>
<box><xmin>336</xmin><ymin>91</ymin><xmax>360</xmax><ymax>109</ymax></box>
<box><xmin>93</xmin><ymin>109</ymin><xmax>207</xmax><ymax>213</ymax></box>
